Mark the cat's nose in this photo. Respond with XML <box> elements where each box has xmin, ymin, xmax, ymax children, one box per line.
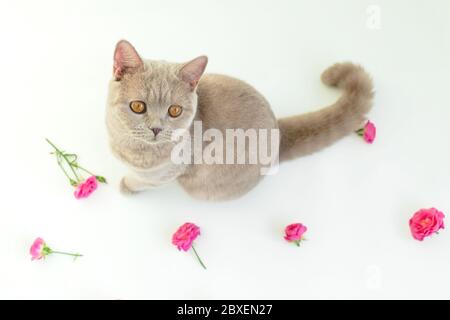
<box><xmin>151</xmin><ymin>127</ymin><xmax>162</xmax><ymax>136</ymax></box>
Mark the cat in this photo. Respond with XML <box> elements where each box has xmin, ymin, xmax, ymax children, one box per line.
<box><xmin>106</xmin><ymin>40</ymin><xmax>374</xmax><ymax>201</ymax></box>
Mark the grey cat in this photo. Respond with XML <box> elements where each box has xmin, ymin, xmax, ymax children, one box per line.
<box><xmin>106</xmin><ymin>40</ymin><xmax>374</xmax><ymax>201</ymax></box>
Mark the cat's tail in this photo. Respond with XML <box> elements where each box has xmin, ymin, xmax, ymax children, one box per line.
<box><xmin>278</xmin><ymin>62</ymin><xmax>374</xmax><ymax>162</ymax></box>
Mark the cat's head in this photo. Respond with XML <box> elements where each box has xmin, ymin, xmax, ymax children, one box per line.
<box><xmin>106</xmin><ymin>40</ymin><xmax>207</xmax><ymax>148</ymax></box>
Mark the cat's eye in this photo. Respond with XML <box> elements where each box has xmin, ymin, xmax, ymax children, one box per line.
<box><xmin>129</xmin><ymin>100</ymin><xmax>146</xmax><ymax>114</ymax></box>
<box><xmin>168</xmin><ymin>104</ymin><xmax>183</xmax><ymax>118</ymax></box>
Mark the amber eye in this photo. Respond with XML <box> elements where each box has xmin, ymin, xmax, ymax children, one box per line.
<box><xmin>129</xmin><ymin>101</ymin><xmax>146</xmax><ymax>114</ymax></box>
<box><xmin>168</xmin><ymin>104</ymin><xmax>183</xmax><ymax>118</ymax></box>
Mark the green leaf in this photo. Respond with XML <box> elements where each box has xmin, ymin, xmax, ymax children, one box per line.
<box><xmin>96</xmin><ymin>176</ymin><xmax>107</xmax><ymax>184</ymax></box>
<box><xmin>65</xmin><ymin>153</ymin><xmax>78</xmax><ymax>163</ymax></box>
<box><xmin>355</xmin><ymin>128</ymin><xmax>365</xmax><ymax>135</ymax></box>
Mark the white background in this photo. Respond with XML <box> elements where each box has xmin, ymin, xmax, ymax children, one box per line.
<box><xmin>1</xmin><ymin>0</ymin><xmax>449</xmax><ymax>299</ymax></box>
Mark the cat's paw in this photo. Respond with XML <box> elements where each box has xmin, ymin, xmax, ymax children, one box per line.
<box><xmin>120</xmin><ymin>177</ymin><xmax>138</xmax><ymax>195</ymax></box>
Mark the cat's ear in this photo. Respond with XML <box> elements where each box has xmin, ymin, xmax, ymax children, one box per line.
<box><xmin>179</xmin><ymin>56</ymin><xmax>208</xmax><ymax>90</ymax></box>
<box><xmin>113</xmin><ymin>40</ymin><xmax>143</xmax><ymax>80</ymax></box>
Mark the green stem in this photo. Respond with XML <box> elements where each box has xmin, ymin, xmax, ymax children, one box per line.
<box><xmin>45</xmin><ymin>138</ymin><xmax>60</xmax><ymax>152</ymax></box>
<box><xmin>50</xmin><ymin>250</ymin><xmax>83</xmax><ymax>259</ymax></box>
<box><xmin>62</xmin><ymin>155</ymin><xmax>82</xmax><ymax>182</ymax></box>
<box><xmin>46</xmin><ymin>138</ymin><xmax>82</xmax><ymax>183</ymax></box>
<box><xmin>73</xmin><ymin>164</ymin><xmax>95</xmax><ymax>177</ymax></box>
<box><xmin>56</xmin><ymin>156</ymin><xmax>74</xmax><ymax>183</ymax></box>
<box><xmin>191</xmin><ymin>245</ymin><xmax>207</xmax><ymax>270</ymax></box>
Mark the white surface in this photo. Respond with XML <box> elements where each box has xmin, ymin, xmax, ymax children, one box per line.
<box><xmin>1</xmin><ymin>0</ymin><xmax>449</xmax><ymax>299</ymax></box>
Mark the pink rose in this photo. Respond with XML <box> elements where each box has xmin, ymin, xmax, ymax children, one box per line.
<box><xmin>284</xmin><ymin>223</ymin><xmax>307</xmax><ymax>246</ymax></box>
<box><xmin>30</xmin><ymin>237</ymin><xmax>48</xmax><ymax>260</ymax></box>
<box><xmin>172</xmin><ymin>223</ymin><xmax>206</xmax><ymax>269</ymax></box>
<box><xmin>46</xmin><ymin>139</ymin><xmax>107</xmax><ymax>197</ymax></box>
<box><xmin>74</xmin><ymin>176</ymin><xmax>98</xmax><ymax>199</ymax></box>
<box><xmin>29</xmin><ymin>237</ymin><xmax>82</xmax><ymax>261</ymax></box>
<box><xmin>409</xmin><ymin>208</ymin><xmax>445</xmax><ymax>241</ymax></box>
<box><xmin>172</xmin><ymin>222</ymin><xmax>200</xmax><ymax>251</ymax></box>
<box><xmin>356</xmin><ymin>120</ymin><xmax>376</xmax><ymax>144</ymax></box>
<box><xmin>363</xmin><ymin>121</ymin><xmax>376</xmax><ymax>143</ymax></box>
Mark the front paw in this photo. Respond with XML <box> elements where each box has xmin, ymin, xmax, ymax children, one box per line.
<box><xmin>120</xmin><ymin>177</ymin><xmax>138</xmax><ymax>195</ymax></box>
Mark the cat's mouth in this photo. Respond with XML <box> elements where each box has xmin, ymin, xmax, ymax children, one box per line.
<box><xmin>147</xmin><ymin>134</ymin><xmax>170</xmax><ymax>144</ymax></box>
<box><xmin>124</xmin><ymin>134</ymin><xmax>166</xmax><ymax>146</ymax></box>
<box><xmin>126</xmin><ymin>128</ymin><xmax>172</xmax><ymax>145</ymax></box>
<box><xmin>150</xmin><ymin>136</ymin><xmax>162</xmax><ymax>143</ymax></box>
